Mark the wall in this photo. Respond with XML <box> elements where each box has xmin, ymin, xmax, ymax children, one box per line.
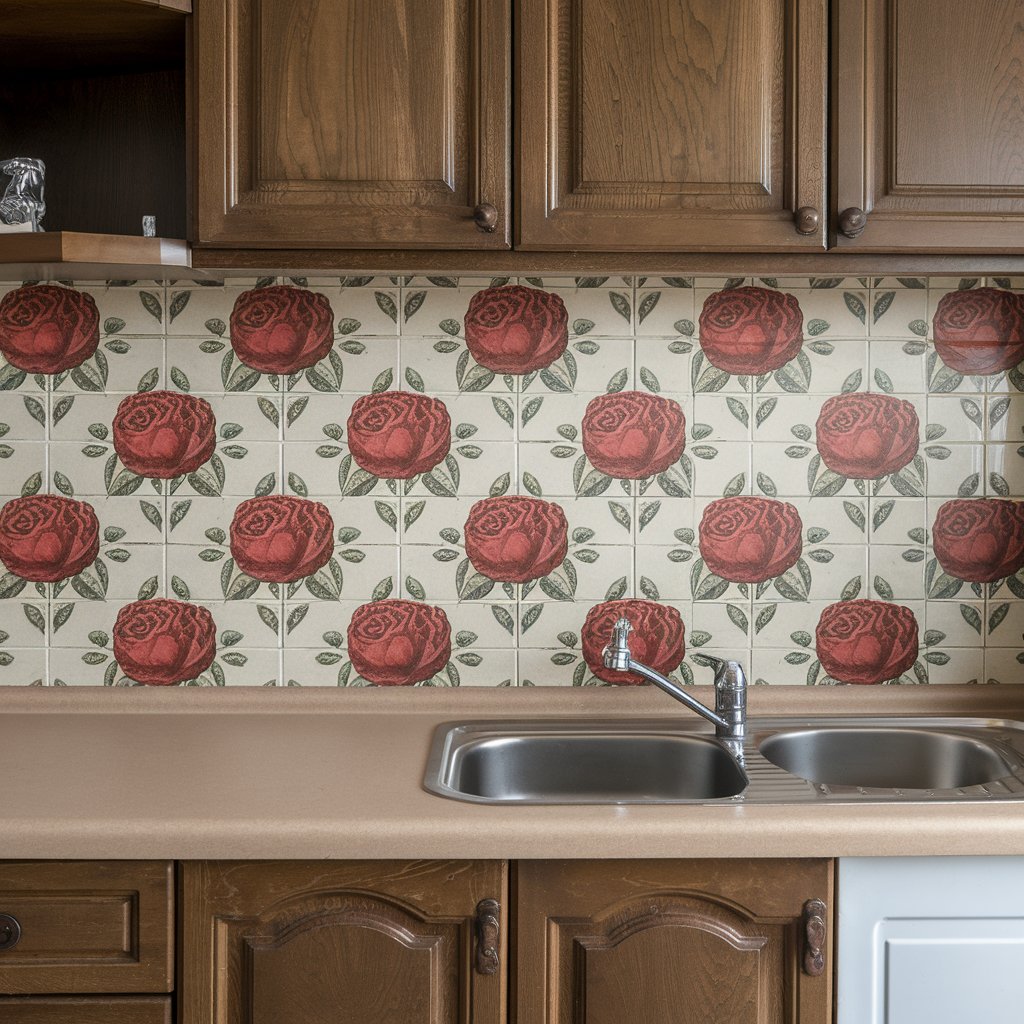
<box><xmin>0</xmin><ymin>273</ymin><xmax>1021</xmax><ymax>687</ymax></box>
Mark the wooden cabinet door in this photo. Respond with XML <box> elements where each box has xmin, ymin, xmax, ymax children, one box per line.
<box><xmin>516</xmin><ymin>0</ymin><xmax>827</xmax><ymax>250</ymax></box>
<box><xmin>182</xmin><ymin>860</ymin><xmax>507</xmax><ymax>1024</ymax></box>
<box><xmin>835</xmin><ymin>0</ymin><xmax>1024</xmax><ymax>251</ymax></box>
<box><xmin>195</xmin><ymin>1</ymin><xmax>511</xmax><ymax>248</ymax></box>
<box><xmin>516</xmin><ymin>859</ymin><xmax>833</xmax><ymax>1024</ymax></box>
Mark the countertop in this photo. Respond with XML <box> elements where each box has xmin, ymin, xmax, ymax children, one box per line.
<box><xmin>3</xmin><ymin>685</ymin><xmax>1024</xmax><ymax>860</ymax></box>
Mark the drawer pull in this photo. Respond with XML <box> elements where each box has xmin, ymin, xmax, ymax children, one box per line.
<box><xmin>0</xmin><ymin>913</ymin><xmax>21</xmax><ymax>951</ymax></box>
<box><xmin>802</xmin><ymin>898</ymin><xmax>827</xmax><ymax>976</ymax></box>
<box><xmin>474</xmin><ymin>898</ymin><xmax>500</xmax><ymax>974</ymax></box>
<box><xmin>473</xmin><ymin>203</ymin><xmax>499</xmax><ymax>233</ymax></box>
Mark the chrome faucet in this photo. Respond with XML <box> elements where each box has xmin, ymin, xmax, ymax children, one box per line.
<box><xmin>602</xmin><ymin>617</ymin><xmax>748</xmax><ymax>761</ymax></box>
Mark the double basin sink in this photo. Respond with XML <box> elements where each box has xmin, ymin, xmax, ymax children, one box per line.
<box><xmin>424</xmin><ymin>717</ymin><xmax>1024</xmax><ymax>804</ymax></box>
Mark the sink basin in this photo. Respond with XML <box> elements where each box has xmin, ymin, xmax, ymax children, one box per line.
<box><xmin>424</xmin><ymin>720</ymin><xmax>747</xmax><ymax>804</ymax></box>
<box><xmin>759</xmin><ymin>727</ymin><xmax>1014</xmax><ymax>790</ymax></box>
<box><xmin>425</xmin><ymin>716</ymin><xmax>1024</xmax><ymax>805</ymax></box>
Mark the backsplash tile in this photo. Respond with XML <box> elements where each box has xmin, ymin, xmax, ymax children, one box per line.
<box><xmin>0</xmin><ymin>274</ymin><xmax>1023</xmax><ymax>687</ymax></box>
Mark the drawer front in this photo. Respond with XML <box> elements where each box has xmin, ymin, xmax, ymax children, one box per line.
<box><xmin>0</xmin><ymin>996</ymin><xmax>171</xmax><ymax>1024</ymax></box>
<box><xmin>0</xmin><ymin>862</ymin><xmax>173</xmax><ymax>994</ymax></box>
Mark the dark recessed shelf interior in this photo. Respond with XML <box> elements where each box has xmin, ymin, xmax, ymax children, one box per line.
<box><xmin>0</xmin><ymin>0</ymin><xmax>188</xmax><ymax>259</ymax></box>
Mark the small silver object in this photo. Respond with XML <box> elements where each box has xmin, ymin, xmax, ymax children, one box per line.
<box><xmin>142</xmin><ymin>215</ymin><xmax>156</xmax><ymax>238</ymax></box>
<box><xmin>0</xmin><ymin>157</ymin><xmax>45</xmax><ymax>231</ymax></box>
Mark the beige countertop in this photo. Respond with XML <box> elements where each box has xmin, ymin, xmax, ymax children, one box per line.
<box><xmin>2</xmin><ymin>685</ymin><xmax>1024</xmax><ymax>860</ymax></box>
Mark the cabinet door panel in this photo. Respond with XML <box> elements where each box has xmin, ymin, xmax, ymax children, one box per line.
<box><xmin>516</xmin><ymin>859</ymin><xmax>832</xmax><ymax>1024</ymax></box>
<box><xmin>517</xmin><ymin>0</ymin><xmax>827</xmax><ymax>250</ymax></box>
<box><xmin>835</xmin><ymin>0</ymin><xmax>1024</xmax><ymax>250</ymax></box>
<box><xmin>182</xmin><ymin>860</ymin><xmax>506</xmax><ymax>1024</ymax></box>
<box><xmin>196</xmin><ymin>0</ymin><xmax>510</xmax><ymax>248</ymax></box>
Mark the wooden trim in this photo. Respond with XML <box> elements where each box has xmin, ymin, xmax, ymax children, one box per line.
<box><xmin>190</xmin><ymin>246</ymin><xmax>1024</xmax><ymax>275</ymax></box>
<box><xmin>0</xmin><ymin>997</ymin><xmax>171</xmax><ymax>1024</ymax></box>
<box><xmin>0</xmin><ymin>233</ymin><xmax>189</xmax><ymax>269</ymax></box>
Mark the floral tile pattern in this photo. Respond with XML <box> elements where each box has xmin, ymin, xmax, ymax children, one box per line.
<box><xmin>0</xmin><ymin>274</ymin><xmax>1023</xmax><ymax>686</ymax></box>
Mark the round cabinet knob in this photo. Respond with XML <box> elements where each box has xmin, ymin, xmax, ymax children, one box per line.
<box><xmin>0</xmin><ymin>914</ymin><xmax>21</xmax><ymax>951</ymax></box>
<box><xmin>794</xmin><ymin>206</ymin><xmax>820</xmax><ymax>235</ymax></box>
<box><xmin>473</xmin><ymin>203</ymin><xmax>499</xmax><ymax>233</ymax></box>
<box><xmin>838</xmin><ymin>207</ymin><xmax>868</xmax><ymax>239</ymax></box>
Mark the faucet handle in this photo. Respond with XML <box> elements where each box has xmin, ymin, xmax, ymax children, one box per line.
<box><xmin>700</xmin><ymin>655</ymin><xmax>747</xmax><ymax>691</ymax></box>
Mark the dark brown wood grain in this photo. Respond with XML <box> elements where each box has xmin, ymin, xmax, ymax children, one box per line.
<box><xmin>181</xmin><ymin>860</ymin><xmax>507</xmax><ymax>1024</ymax></box>
<box><xmin>515</xmin><ymin>859</ymin><xmax>833</xmax><ymax>1024</ymax></box>
<box><xmin>0</xmin><ymin>69</ymin><xmax>186</xmax><ymax>238</ymax></box>
<box><xmin>834</xmin><ymin>0</ymin><xmax>1024</xmax><ymax>251</ymax></box>
<box><xmin>190</xmin><ymin>246</ymin><xmax>1024</xmax><ymax>276</ymax></box>
<box><xmin>0</xmin><ymin>1</ymin><xmax>187</xmax><ymax>72</ymax></box>
<box><xmin>194</xmin><ymin>0</ymin><xmax>511</xmax><ymax>249</ymax></box>
<box><xmin>0</xmin><ymin>996</ymin><xmax>171</xmax><ymax>1024</ymax></box>
<box><xmin>0</xmin><ymin>862</ymin><xmax>174</xmax><ymax>996</ymax></box>
<box><xmin>516</xmin><ymin>0</ymin><xmax>827</xmax><ymax>251</ymax></box>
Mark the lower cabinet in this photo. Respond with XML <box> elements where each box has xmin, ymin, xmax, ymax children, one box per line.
<box><xmin>181</xmin><ymin>860</ymin><xmax>508</xmax><ymax>1024</ymax></box>
<box><xmin>183</xmin><ymin>858</ymin><xmax>832</xmax><ymax>1024</ymax></box>
<box><xmin>0</xmin><ymin>996</ymin><xmax>171</xmax><ymax>1024</ymax></box>
<box><xmin>838</xmin><ymin>856</ymin><xmax>1024</xmax><ymax>1024</ymax></box>
<box><xmin>516</xmin><ymin>859</ymin><xmax>833</xmax><ymax>1024</ymax></box>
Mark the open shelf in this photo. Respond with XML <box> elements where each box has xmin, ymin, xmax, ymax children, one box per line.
<box><xmin>0</xmin><ymin>0</ymin><xmax>190</xmax><ymax>277</ymax></box>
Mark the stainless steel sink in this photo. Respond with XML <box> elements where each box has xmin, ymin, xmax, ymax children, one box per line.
<box><xmin>759</xmin><ymin>727</ymin><xmax>1013</xmax><ymax>790</ymax></box>
<box><xmin>424</xmin><ymin>720</ymin><xmax>748</xmax><ymax>804</ymax></box>
<box><xmin>424</xmin><ymin>717</ymin><xmax>1024</xmax><ymax>805</ymax></box>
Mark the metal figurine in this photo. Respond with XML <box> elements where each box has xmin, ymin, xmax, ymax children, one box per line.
<box><xmin>0</xmin><ymin>157</ymin><xmax>46</xmax><ymax>231</ymax></box>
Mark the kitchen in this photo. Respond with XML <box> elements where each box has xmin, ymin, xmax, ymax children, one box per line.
<box><xmin>1</xmin><ymin>0</ymin><xmax>1024</xmax><ymax>1021</ymax></box>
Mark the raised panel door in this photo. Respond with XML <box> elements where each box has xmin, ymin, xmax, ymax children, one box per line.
<box><xmin>516</xmin><ymin>0</ymin><xmax>827</xmax><ymax>250</ymax></box>
<box><xmin>834</xmin><ymin>0</ymin><xmax>1024</xmax><ymax>250</ymax></box>
<box><xmin>516</xmin><ymin>859</ymin><xmax>833</xmax><ymax>1024</ymax></box>
<box><xmin>195</xmin><ymin>0</ymin><xmax>511</xmax><ymax>248</ymax></box>
<box><xmin>181</xmin><ymin>860</ymin><xmax>506</xmax><ymax>1024</ymax></box>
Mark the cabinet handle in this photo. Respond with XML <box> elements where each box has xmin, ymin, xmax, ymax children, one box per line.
<box><xmin>0</xmin><ymin>914</ymin><xmax>21</xmax><ymax>952</ymax></box>
<box><xmin>802</xmin><ymin>899</ymin><xmax>827</xmax><ymax>977</ymax></box>
<box><xmin>838</xmin><ymin>207</ymin><xmax>867</xmax><ymax>239</ymax></box>
<box><xmin>473</xmin><ymin>203</ymin><xmax>499</xmax><ymax>233</ymax></box>
<box><xmin>474</xmin><ymin>898</ymin><xmax>500</xmax><ymax>974</ymax></box>
<box><xmin>794</xmin><ymin>206</ymin><xmax>820</xmax><ymax>235</ymax></box>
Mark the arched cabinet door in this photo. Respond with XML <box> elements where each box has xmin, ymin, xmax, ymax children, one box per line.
<box><xmin>515</xmin><ymin>859</ymin><xmax>833</xmax><ymax>1024</ymax></box>
<box><xmin>182</xmin><ymin>861</ymin><xmax>506</xmax><ymax>1024</ymax></box>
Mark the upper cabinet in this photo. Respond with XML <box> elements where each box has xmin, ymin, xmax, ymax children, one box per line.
<box><xmin>185</xmin><ymin>0</ymin><xmax>1024</xmax><ymax>258</ymax></box>
<box><xmin>194</xmin><ymin>0</ymin><xmax>512</xmax><ymax>249</ymax></box>
<box><xmin>834</xmin><ymin>0</ymin><xmax>1024</xmax><ymax>251</ymax></box>
<box><xmin>516</xmin><ymin>0</ymin><xmax>828</xmax><ymax>251</ymax></box>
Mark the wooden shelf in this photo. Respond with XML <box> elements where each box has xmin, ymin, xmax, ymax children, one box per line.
<box><xmin>0</xmin><ymin>232</ymin><xmax>193</xmax><ymax>279</ymax></box>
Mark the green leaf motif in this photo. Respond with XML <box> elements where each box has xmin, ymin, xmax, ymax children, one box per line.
<box><xmin>841</xmin><ymin>576</ymin><xmax>862</xmax><ymax>600</ymax></box>
<box><xmin>139</xmin><ymin>290</ymin><xmax>162</xmax><ymax>322</ymax></box>
<box><xmin>405</xmin><ymin>575</ymin><xmax>426</xmax><ymax>600</ymax></box>
<box><xmin>375</xmin><ymin>292</ymin><xmax>398</xmax><ymax>322</ymax></box>
<box><xmin>609</xmin><ymin>291</ymin><xmax>631</xmax><ymax>321</ymax></box>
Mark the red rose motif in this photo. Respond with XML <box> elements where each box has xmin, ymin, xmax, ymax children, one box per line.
<box><xmin>933</xmin><ymin>288</ymin><xmax>1024</xmax><ymax>374</ymax></box>
<box><xmin>347</xmin><ymin>599</ymin><xmax>451</xmax><ymax>686</ymax></box>
<box><xmin>229</xmin><ymin>285</ymin><xmax>334</xmax><ymax>374</ymax></box>
<box><xmin>581</xmin><ymin>392</ymin><xmax>686</xmax><ymax>479</ymax></box>
<box><xmin>229</xmin><ymin>496</ymin><xmax>334</xmax><ymax>583</ymax></box>
<box><xmin>581</xmin><ymin>600</ymin><xmax>685</xmax><ymax>685</ymax></box>
<box><xmin>0</xmin><ymin>284</ymin><xmax>99</xmax><ymax>374</ymax></box>
<box><xmin>815</xmin><ymin>600</ymin><xmax>918</xmax><ymax>685</ymax></box>
<box><xmin>0</xmin><ymin>496</ymin><xmax>99</xmax><ymax>583</ymax></box>
<box><xmin>112</xmin><ymin>390</ymin><xmax>216</xmax><ymax>479</ymax></box>
<box><xmin>347</xmin><ymin>391</ymin><xmax>451</xmax><ymax>479</ymax></box>
<box><xmin>698</xmin><ymin>286</ymin><xmax>804</xmax><ymax>374</ymax></box>
<box><xmin>932</xmin><ymin>499</ymin><xmax>1024</xmax><ymax>583</ymax></box>
<box><xmin>464</xmin><ymin>497</ymin><xmax>568</xmax><ymax>584</ymax></box>
<box><xmin>113</xmin><ymin>599</ymin><xmax>217</xmax><ymax>686</ymax></box>
<box><xmin>464</xmin><ymin>285</ymin><xmax>568</xmax><ymax>373</ymax></box>
<box><xmin>699</xmin><ymin>497</ymin><xmax>803</xmax><ymax>583</ymax></box>
<box><xmin>815</xmin><ymin>393</ymin><xmax>919</xmax><ymax>479</ymax></box>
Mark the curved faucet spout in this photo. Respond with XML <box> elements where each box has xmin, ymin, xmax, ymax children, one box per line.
<box><xmin>601</xmin><ymin>617</ymin><xmax>748</xmax><ymax>760</ymax></box>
